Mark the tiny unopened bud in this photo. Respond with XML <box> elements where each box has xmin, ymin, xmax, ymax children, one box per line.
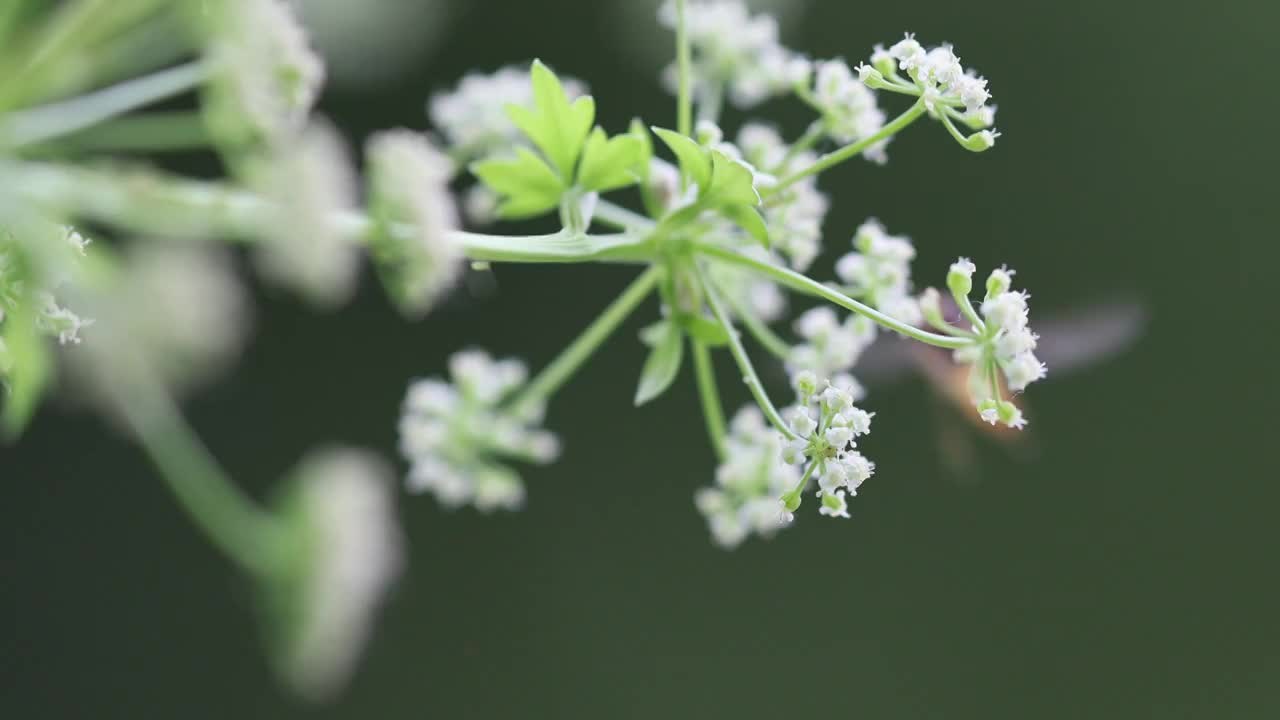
<box><xmin>986</xmin><ymin>266</ymin><xmax>1014</xmax><ymax>300</ymax></box>
<box><xmin>959</xmin><ymin>129</ymin><xmax>1000</xmax><ymax>152</ymax></box>
<box><xmin>855</xmin><ymin>63</ymin><xmax>885</xmax><ymax>89</ymax></box>
<box><xmin>947</xmin><ymin>258</ymin><xmax>976</xmax><ymax>298</ymax></box>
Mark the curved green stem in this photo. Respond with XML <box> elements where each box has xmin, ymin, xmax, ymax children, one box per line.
<box><xmin>691</xmin><ymin>340</ymin><xmax>727</xmax><ymax>459</ymax></box>
<box><xmin>507</xmin><ymin>266</ymin><xmax>661</xmax><ymax>416</ymax></box>
<box><xmin>675</xmin><ymin>0</ymin><xmax>692</xmax><ymax>137</ymax></box>
<box><xmin>0</xmin><ymin>60</ymin><xmax>205</xmax><ymax>148</ymax></box>
<box><xmin>768</xmin><ymin>99</ymin><xmax>927</xmax><ymax>195</ymax></box>
<box><xmin>780</xmin><ymin>120</ymin><xmax>826</xmax><ymax>169</ymax></box>
<box><xmin>718</xmin><ymin>278</ymin><xmax>791</xmax><ymax>360</ymax></box>
<box><xmin>694</xmin><ymin>241</ymin><xmax>975</xmax><ymax>351</ymax></box>
<box><xmin>110</xmin><ymin>375</ymin><xmax>282</xmax><ymax>576</ymax></box>
<box><xmin>696</xmin><ymin>262</ymin><xmax>800</xmax><ymax>441</ymax></box>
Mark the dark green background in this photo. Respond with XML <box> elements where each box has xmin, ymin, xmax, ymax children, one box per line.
<box><xmin>3</xmin><ymin>0</ymin><xmax>1275</xmax><ymax>717</ymax></box>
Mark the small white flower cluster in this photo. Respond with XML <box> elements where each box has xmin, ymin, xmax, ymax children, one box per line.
<box><xmin>365</xmin><ymin>130</ymin><xmax>463</xmax><ymax>317</ymax></box>
<box><xmin>811</xmin><ymin>59</ymin><xmax>889</xmax><ymax>162</ymax></box>
<box><xmin>835</xmin><ymin>219</ymin><xmax>923</xmax><ymax>326</ymax></box>
<box><xmin>859</xmin><ymin>35</ymin><xmax>999</xmax><ymax>150</ymax></box>
<box><xmin>1</xmin><ymin>225</ymin><xmax>94</xmax><ymax>354</ymax></box>
<box><xmin>944</xmin><ymin>260</ymin><xmax>1046</xmax><ymax>428</ymax></box>
<box><xmin>657</xmin><ymin>1</ymin><xmax>810</xmax><ymax>108</ymax></box>
<box><xmin>205</xmin><ymin>0</ymin><xmax>326</xmax><ymax>143</ymax></box>
<box><xmin>781</xmin><ymin>371</ymin><xmax>876</xmax><ymax>520</ymax></box>
<box><xmin>398</xmin><ymin>349</ymin><xmax>560</xmax><ymax>512</ymax></box>
<box><xmin>252</xmin><ymin>121</ymin><xmax>361</xmax><ymax>308</ymax></box>
<box><xmin>735</xmin><ymin>123</ymin><xmax>829</xmax><ymax>272</ymax></box>
<box><xmin>271</xmin><ymin>448</ymin><xmax>404</xmax><ymax>702</ymax></box>
<box><xmin>789</xmin><ymin>306</ymin><xmax>876</xmax><ymax>378</ymax></box>
<box><xmin>428</xmin><ymin>65</ymin><xmax>587</xmax><ymax>162</ymax></box>
<box><xmin>695</xmin><ymin>407</ymin><xmax>801</xmax><ymax>549</ymax></box>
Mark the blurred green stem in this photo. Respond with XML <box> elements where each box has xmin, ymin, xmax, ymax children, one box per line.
<box><xmin>31</xmin><ymin>112</ymin><xmax>210</xmax><ymax>153</ymax></box>
<box><xmin>691</xmin><ymin>340</ymin><xmax>727</xmax><ymax>459</ymax></box>
<box><xmin>675</xmin><ymin>0</ymin><xmax>692</xmax><ymax>137</ymax></box>
<box><xmin>111</xmin><ymin>376</ymin><xmax>282</xmax><ymax>576</ymax></box>
<box><xmin>0</xmin><ymin>61</ymin><xmax>206</xmax><ymax>148</ymax></box>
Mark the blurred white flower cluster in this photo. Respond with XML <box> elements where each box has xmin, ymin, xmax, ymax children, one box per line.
<box><xmin>835</xmin><ymin>219</ymin><xmax>923</xmax><ymax>326</ymax></box>
<box><xmin>695</xmin><ymin>407</ymin><xmax>800</xmax><ymax>548</ymax></box>
<box><xmin>429</xmin><ymin>65</ymin><xmax>588</xmax><ymax>163</ymax></box>
<box><xmin>399</xmin><ymin>350</ymin><xmax>560</xmax><ymax>512</ymax></box>
<box><xmin>810</xmin><ymin>59</ymin><xmax>889</xmax><ymax>162</ymax></box>
<box><xmin>268</xmin><ymin>448</ymin><xmax>404</xmax><ymax>702</ymax></box>
<box><xmin>657</xmin><ymin>0</ymin><xmax>810</xmax><ymax>108</ymax></box>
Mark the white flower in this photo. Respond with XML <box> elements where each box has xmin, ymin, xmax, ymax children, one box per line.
<box><xmin>695</xmin><ymin>407</ymin><xmax>800</xmax><ymax>549</ymax></box>
<box><xmin>948</xmin><ymin>264</ymin><xmax>1048</xmax><ymax>425</ymax></box>
<box><xmin>267</xmin><ymin>447</ymin><xmax>404</xmax><ymax>702</ymax></box>
<box><xmin>205</xmin><ymin>0</ymin><xmax>325</xmax><ymax>143</ymax></box>
<box><xmin>789</xmin><ymin>306</ymin><xmax>876</xmax><ymax>377</ymax></box>
<box><xmin>819</xmin><ymin>489</ymin><xmax>850</xmax><ymax>518</ymax></box>
<box><xmin>810</xmin><ymin>59</ymin><xmax>889</xmax><ymax>162</ymax></box>
<box><xmin>399</xmin><ymin>349</ymin><xmax>559</xmax><ymax>512</ymax></box>
<box><xmin>780</xmin><ymin>369</ymin><xmax>878</xmax><ymax>518</ymax></box>
<box><xmin>428</xmin><ymin>66</ymin><xmax>587</xmax><ymax>161</ymax></box>
<box><xmin>876</xmin><ymin>34</ymin><xmax>995</xmax><ymax>118</ymax></box>
<box><xmin>735</xmin><ymin>124</ymin><xmax>830</xmax><ymax>271</ymax></box>
<box><xmin>834</xmin><ymin>218</ymin><xmax>922</xmax><ymax>325</ymax></box>
<box><xmin>657</xmin><ymin>1</ymin><xmax>808</xmax><ymax>109</ymax></box>
<box><xmin>365</xmin><ymin>130</ymin><xmax>462</xmax><ymax>317</ymax></box>
<box><xmin>35</xmin><ymin>292</ymin><xmax>92</xmax><ymax>345</ymax></box>
<box><xmin>253</xmin><ymin>120</ymin><xmax>361</xmax><ymax>308</ymax></box>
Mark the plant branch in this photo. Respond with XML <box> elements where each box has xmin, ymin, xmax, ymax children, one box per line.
<box><xmin>694</xmin><ymin>241</ymin><xmax>975</xmax><ymax>350</ymax></box>
<box><xmin>507</xmin><ymin>266</ymin><xmax>661</xmax><ymax>415</ymax></box>
<box><xmin>691</xmin><ymin>340</ymin><xmax>727</xmax><ymax>459</ymax></box>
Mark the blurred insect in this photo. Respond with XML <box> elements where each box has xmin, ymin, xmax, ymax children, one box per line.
<box><xmin>857</xmin><ymin>297</ymin><xmax>1147</xmax><ymax>479</ymax></box>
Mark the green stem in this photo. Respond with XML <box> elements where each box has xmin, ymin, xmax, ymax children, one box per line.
<box><xmin>9</xmin><ymin>161</ymin><xmax>655</xmax><ymax>264</ymax></box>
<box><xmin>782</xmin><ymin>461</ymin><xmax>819</xmax><ymax>509</ymax></box>
<box><xmin>768</xmin><ymin>99</ymin><xmax>927</xmax><ymax>195</ymax></box>
<box><xmin>507</xmin><ymin>266</ymin><xmax>661</xmax><ymax>415</ymax></box>
<box><xmin>696</xmin><ymin>262</ymin><xmax>800</xmax><ymax>441</ymax></box>
<box><xmin>694</xmin><ymin>241</ymin><xmax>975</xmax><ymax>350</ymax></box>
<box><xmin>718</xmin><ymin>278</ymin><xmax>791</xmax><ymax>360</ymax></box>
<box><xmin>691</xmin><ymin>340</ymin><xmax>727</xmax><ymax>459</ymax></box>
<box><xmin>594</xmin><ymin>199</ymin><xmax>656</xmax><ymax>231</ymax></box>
<box><xmin>780</xmin><ymin>120</ymin><xmax>826</xmax><ymax>169</ymax></box>
<box><xmin>110</xmin><ymin>375</ymin><xmax>282</xmax><ymax>576</ymax></box>
<box><xmin>0</xmin><ymin>60</ymin><xmax>206</xmax><ymax>148</ymax></box>
<box><xmin>675</xmin><ymin>0</ymin><xmax>693</xmax><ymax>137</ymax></box>
<box><xmin>35</xmin><ymin>111</ymin><xmax>209</xmax><ymax>153</ymax></box>
<box><xmin>696</xmin><ymin>80</ymin><xmax>723</xmax><ymax>126</ymax></box>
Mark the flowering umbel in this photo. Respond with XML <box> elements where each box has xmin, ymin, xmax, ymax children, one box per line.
<box><xmin>0</xmin><ymin>0</ymin><xmax>1066</xmax><ymax>699</ymax></box>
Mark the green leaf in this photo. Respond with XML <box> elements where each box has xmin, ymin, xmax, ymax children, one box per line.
<box><xmin>577</xmin><ymin>127</ymin><xmax>645</xmax><ymax>193</ymax></box>
<box><xmin>472</xmin><ymin>147</ymin><xmax>565</xmax><ymax>219</ymax></box>
<box><xmin>720</xmin><ymin>204</ymin><xmax>770</xmax><ymax>248</ymax></box>
<box><xmin>634</xmin><ymin>320</ymin><xmax>684</xmax><ymax>406</ymax></box>
<box><xmin>677</xmin><ymin>313</ymin><xmax>730</xmax><ymax>346</ymax></box>
<box><xmin>505</xmin><ymin>60</ymin><xmax>595</xmax><ymax>181</ymax></box>
<box><xmin>705</xmin><ymin>149</ymin><xmax>761</xmax><ymax>207</ymax></box>
<box><xmin>651</xmin><ymin>126</ymin><xmax>711</xmax><ymax>190</ymax></box>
